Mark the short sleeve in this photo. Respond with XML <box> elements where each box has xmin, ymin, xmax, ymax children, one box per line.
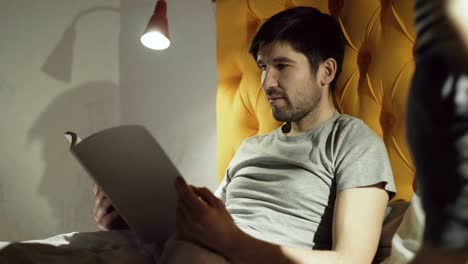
<box><xmin>334</xmin><ymin>120</ymin><xmax>397</xmax><ymax>199</ymax></box>
<box><xmin>213</xmin><ymin>139</ymin><xmax>251</xmax><ymax>203</ymax></box>
<box><xmin>214</xmin><ymin>174</ymin><xmax>229</xmax><ymax>202</ymax></box>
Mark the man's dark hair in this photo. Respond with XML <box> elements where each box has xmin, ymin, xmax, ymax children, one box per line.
<box><xmin>249</xmin><ymin>7</ymin><xmax>345</xmax><ymax>92</ymax></box>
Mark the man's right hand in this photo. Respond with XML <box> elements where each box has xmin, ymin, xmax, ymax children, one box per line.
<box><xmin>93</xmin><ymin>184</ymin><xmax>129</xmax><ymax>230</ymax></box>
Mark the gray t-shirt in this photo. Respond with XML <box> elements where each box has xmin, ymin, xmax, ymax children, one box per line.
<box><xmin>215</xmin><ymin>113</ymin><xmax>396</xmax><ymax>249</ymax></box>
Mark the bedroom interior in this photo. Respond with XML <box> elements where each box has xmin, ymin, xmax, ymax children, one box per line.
<box><xmin>0</xmin><ymin>0</ymin><xmax>218</xmax><ymax>241</ymax></box>
<box><xmin>1</xmin><ymin>0</ymin><xmax>467</xmax><ymax>263</ymax></box>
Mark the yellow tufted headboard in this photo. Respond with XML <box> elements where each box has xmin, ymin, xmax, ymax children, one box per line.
<box><xmin>216</xmin><ymin>0</ymin><xmax>415</xmax><ymax>201</ymax></box>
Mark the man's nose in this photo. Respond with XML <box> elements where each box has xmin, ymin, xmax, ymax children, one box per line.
<box><xmin>261</xmin><ymin>67</ymin><xmax>279</xmax><ymax>91</ymax></box>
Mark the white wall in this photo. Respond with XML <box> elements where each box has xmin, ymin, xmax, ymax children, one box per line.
<box><xmin>0</xmin><ymin>0</ymin><xmax>218</xmax><ymax>241</ymax></box>
<box><xmin>119</xmin><ymin>0</ymin><xmax>218</xmax><ymax>188</ymax></box>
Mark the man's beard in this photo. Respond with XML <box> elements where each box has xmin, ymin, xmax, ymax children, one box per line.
<box><xmin>272</xmin><ymin>94</ymin><xmax>321</xmax><ymax>122</ymax></box>
<box><xmin>272</xmin><ymin>105</ymin><xmax>308</xmax><ymax>122</ymax></box>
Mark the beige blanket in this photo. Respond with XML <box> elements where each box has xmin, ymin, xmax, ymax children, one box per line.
<box><xmin>383</xmin><ymin>194</ymin><xmax>425</xmax><ymax>264</ymax></box>
<box><xmin>0</xmin><ymin>231</ymin><xmax>228</xmax><ymax>264</ymax></box>
<box><xmin>0</xmin><ymin>196</ymin><xmax>425</xmax><ymax>264</ymax></box>
<box><xmin>0</xmin><ymin>231</ymin><xmax>159</xmax><ymax>264</ymax></box>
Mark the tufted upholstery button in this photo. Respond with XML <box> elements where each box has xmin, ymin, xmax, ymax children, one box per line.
<box><xmin>328</xmin><ymin>0</ymin><xmax>344</xmax><ymax>16</ymax></box>
<box><xmin>358</xmin><ymin>48</ymin><xmax>372</xmax><ymax>71</ymax></box>
<box><xmin>380</xmin><ymin>0</ymin><xmax>391</xmax><ymax>10</ymax></box>
<box><xmin>382</xmin><ymin>114</ymin><xmax>396</xmax><ymax>130</ymax></box>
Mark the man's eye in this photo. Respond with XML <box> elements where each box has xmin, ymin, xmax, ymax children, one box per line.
<box><xmin>258</xmin><ymin>64</ymin><xmax>267</xmax><ymax>71</ymax></box>
<box><xmin>276</xmin><ymin>64</ymin><xmax>288</xmax><ymax>70</ymax></box>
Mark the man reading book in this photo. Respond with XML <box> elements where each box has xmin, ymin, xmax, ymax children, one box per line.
<box><xmin>94</xmin><ymin>7</ymin><xmax>396</xmax><ymax>264</ymax></box>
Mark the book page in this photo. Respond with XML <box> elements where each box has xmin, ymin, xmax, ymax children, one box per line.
<box><xmin>67</xmin><ymin>125</ymin><xmax>180</xmax><ymax>244</ymax></box>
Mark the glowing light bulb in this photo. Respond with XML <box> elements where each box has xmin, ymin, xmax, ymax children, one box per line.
<box><xmin>141</xmin><ymin>31</ymin><xmax>171</xmax><ymax>50</ymax></box>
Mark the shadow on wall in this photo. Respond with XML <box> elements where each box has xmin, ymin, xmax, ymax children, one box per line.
<box><xmin>41</xmin><ymin>6</ymin><xmax>120</xmax><ymax>83</ymax></box>
<box><xmin>41</xmin><ymin>26</ymin><xmax>76</xmax><ymax>83</ymax></box>
<box><xmin>28</xmin><ymin>81</ymin><xmax>119</xmax><ymax>234</ymax></box>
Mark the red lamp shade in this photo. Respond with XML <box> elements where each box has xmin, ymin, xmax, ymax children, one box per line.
<box><xmin>141</xmin><ymin>0</ymin><xmax>170</xmax><ymax>50</ymax></box>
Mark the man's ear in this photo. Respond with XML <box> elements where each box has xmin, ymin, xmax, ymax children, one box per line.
<box><xmin>319</xmin><ymin>58</ymin><xmax>338</xmax><ymax>87</ymax></box>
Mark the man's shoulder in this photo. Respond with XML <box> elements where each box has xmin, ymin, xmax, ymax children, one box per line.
<box><xmin>332</xmin><ymin>114</ymin><xmax>382</xmax><ymax>144</ymax></box>
<box><xmin>334</xmin><ymin>113</ymin><xmax>364</xmax><ymax>127</ymax></box>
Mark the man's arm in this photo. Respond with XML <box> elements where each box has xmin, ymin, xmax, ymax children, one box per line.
<box><xmin>174</xmin><ymin>177</ymin><xmax>389</xmax><ymax>264</ymax></box>
<box><xmin>226</xmin><ymin>184</ymin><xmax>388</xmax><ymax>264</ymax></box>
<box><xmin>93</xmin><ymin>184</ymin><xmax>129</xmax><ymax>230</ymax></box>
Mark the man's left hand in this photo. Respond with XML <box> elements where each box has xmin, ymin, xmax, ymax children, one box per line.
<box><xmin>174</xmin><ymin>176</ymin><xmax>242</xmax><ymax>257</ymax></box>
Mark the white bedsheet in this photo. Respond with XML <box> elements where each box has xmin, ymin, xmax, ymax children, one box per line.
<box><xmin>0</xmin><ymin>195</ymin><xmax>427</xmax><ymax>264</ymax></box>
<box><xmin>0</xmin><ymin>231</ymin><xmax>228</xmax><ymax>264</ymax></box>
<box><xmin>0</xmin><ymin>230</ymin><xmax>160</xmax><ymax>264</ymax></box>
<box><xmin>383</xmin><ymin>194</ymin><xmax>425</xmax><ymax>264</ymax></box>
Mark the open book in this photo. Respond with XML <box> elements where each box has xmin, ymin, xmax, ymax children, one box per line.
<box><xmin>65</xmin><ymin>125</ymin><xmax>182</xmax><ymax>244</ymax></box>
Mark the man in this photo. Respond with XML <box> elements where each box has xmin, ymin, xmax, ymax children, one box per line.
<box><xmin>94</xmin><ymin>7</ymin><xmax>396</xmax><ymax>263</ymax></box>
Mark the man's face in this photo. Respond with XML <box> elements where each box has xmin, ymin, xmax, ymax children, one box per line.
<box><xmin>256</xmin><ymin>42</ymin><xmax>322</xmax><ymax>122</ymax></box>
